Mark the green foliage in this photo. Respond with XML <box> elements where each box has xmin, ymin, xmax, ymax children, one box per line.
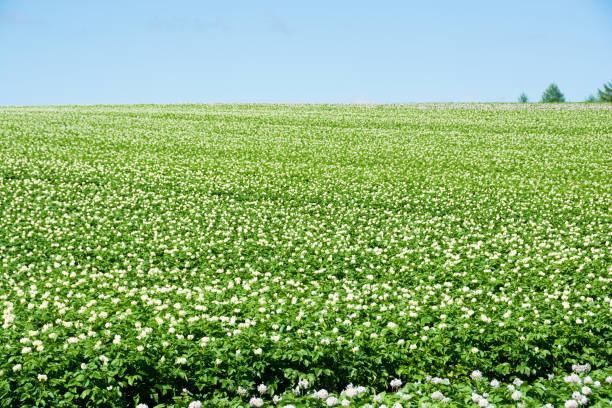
<box><xmin>585</xmin><ymin>94</ymin><xmax>597</xmax><ymax>103</ymax></box>
<box><xmin>541</xmin><ymin>83</ymin><xmax>565</xmax><ymax>102</ymax></box>
<box><xmin>0</xmin><ymin>104</ymin><xmax>611</xmax><ymax>407</ymax></box>
<box><xmin>597</xmin><ymin>80</ymin><xmax>612</xmax><ymax>102</ymax></box>
<box><xmin>518</xmin><ymin>93</ymin><xmax>528</xmax><ymax>103</ymax></box>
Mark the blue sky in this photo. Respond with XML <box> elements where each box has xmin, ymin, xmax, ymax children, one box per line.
<box><xmin>1</xmin><ymin>0</ymin><xmax>611</xmax><ymax>105</ymax></box>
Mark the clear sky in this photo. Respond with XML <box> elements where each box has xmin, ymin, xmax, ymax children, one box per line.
<box><xmin>1</xmin><ymin>0</ymin><xmax>611</xmax><ymax>105</ymax></box>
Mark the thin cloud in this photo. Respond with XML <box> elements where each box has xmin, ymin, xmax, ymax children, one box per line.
<box><xmin>266</xmin><ymin>13</ymin><xmax>291</xmax><ymax>36</ymax></box>
<box><xmin>0</xmin><ymin>13</ymin><xmax>47</xmax><ymax>26</ymax></box>
<box><xmin>352</xmin><ymin>97</ymin><xmax>373</xmax><ymax>104</ymax></box>
<box><xmin>147</xmin><ymin>16</ymin><xmax>230</xmax><ymax>33</ymax></box>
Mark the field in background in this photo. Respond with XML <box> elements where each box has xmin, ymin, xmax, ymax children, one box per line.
<box><xmin>0</xmin><ymin>104</ymin><xmax>611</xmax><ymax>407</ymax></box>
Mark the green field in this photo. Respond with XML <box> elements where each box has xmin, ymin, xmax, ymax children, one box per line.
<box><xmin>0</xmin><ymin>104</ymin><xmax>611</xmax><ymax>407</ymax></box>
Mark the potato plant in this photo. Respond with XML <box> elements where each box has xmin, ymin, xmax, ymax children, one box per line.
<box><xmin>0</xmin><ymin>104</ymin><xmax>610</xmax><ymax>407</ymax></box>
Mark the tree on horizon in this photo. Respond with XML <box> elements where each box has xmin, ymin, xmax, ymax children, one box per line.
<box><xmin>518</xmin><ymin>92</ymin><xmax>528</xmax><ymax>103</ymax></box>
<box><xmin>597</xmin><ymin>81</ymin><xmax>612</xmax><ymax>102</ymax></box>
<box><xmin>541</xmin><ymin>83</ymin><xmax>565</xmax><ymax>103</ymax></box>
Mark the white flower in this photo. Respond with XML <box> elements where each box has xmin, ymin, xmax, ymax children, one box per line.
<box><xmin>564</xmin><ymin>400</ymin><xmax>578</xmax><ymax>408</ymax></box>
<box><xmin>431</xmin><ymin>391</ymin><xmax>444</xmax><ymax>400</ymax></box>
<box><xmin>298</xmin><ymin>379</ymin><xmax>309</xmax><ymax>389</ymax></box>
<box><xmin>470</xmin><ymin>370</ymin><xmax>482</xmax><ymax>381</ymax></box>
<box><xmin>511</xmin><ymin>390</ymin><xmax>522</xmax><ymax>400</ymax></box>
<box><xmin>314</xmin><ymin>389</ymin><xmax>329</xmax><ymax>399</ymax></box>
<box><xmin>341</xmin><ymin>399</ymin><xmax>350</xmax><ymax>407</ymax></box>
<box><xmin>188</xmin><ymin>402</ymin><xmax>202</xmax><ymax>408</ymax></box>
<box><xmin>249</xmin><ymin>397</ymin><xmax>264</xmax><ymax>407</ymax></box>
<box><xmin>572</xmin><ymin>363</ymin><xmax>590</xmax><ymax>374</ymax></box>
<box><xmin>37</xmin><ymin>374</ymin><xmax>48</xmax><ymax>381</ymax></box>
<box><xmin>390</xmin><ymin>378</ymin><xmax>402</xmax><ymax>388</ymax></box>
<box><xmin>326</xmin><ymin>396</ymin><xmax>338</xmax><ymax>406</ymax></box>
<box><xmin>254</xmin><ymin>348</ymin><xmax>262</xmax><ymax>355</ymax></box>
<box><xmin>12</xmin><ymin>364</ymin><xmax>22</xmax><ymax>372</ymax></box>
<box><xmin>257</xmin><ymin>384</ymin><xmax>267</xmax><ymax>394</ymax></box>
<box><xmin>136</xmin><ymin>404</ymin><xmax>149</xmax><ymax>408</ymax></box>
<box><xmin>176</xmin><ymin>357</ymin><xmax>187</xmax><ymax>365</ymax></box>
<box><xmin>490</xmin><ymin>379</ymin><xmax>499</xmax><ymax>388</ymax></box>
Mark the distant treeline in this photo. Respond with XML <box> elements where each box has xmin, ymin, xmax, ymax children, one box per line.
<box><xmin>518</xmin><ymin>80</ymin><xmax>612</xmax><ymax>103</ymax></box>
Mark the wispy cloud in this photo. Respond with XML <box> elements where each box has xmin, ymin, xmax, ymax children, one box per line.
<box><xmin>146</xmin><ymin>13</ymin><xmax>290</xmax><ymax>37</ymax></box>
<box><xmin>0</xmin><ymin>13</ymin><xmax>47</xmax><ymax>26</ymax></box>
<box><xmin>147</xmin><ymin>16</ymin><xmax>230</xmax><ymax>33</ymax></box>
<box><xmin>351</xmin><ymin>97</ymin><xmax>373</xmax><ymax>104</ymax></box>
<box><xmin>265</xmin><ymin>13</ymin><xmax>291</xmax><ymax>37</ymax></box>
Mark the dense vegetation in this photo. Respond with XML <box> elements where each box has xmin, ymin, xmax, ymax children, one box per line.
<box><xmin>0</xmin><ymin>104</ymin><xmax>610</xmax><ymax>407</ymax></box>
<box><xmin>541</xmin><ymin>84</ymin><xmax>565</xmax><ymax>103</ymax></box>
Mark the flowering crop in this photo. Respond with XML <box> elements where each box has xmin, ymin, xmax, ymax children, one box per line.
<box><xmin>0</xmin><ymin>103</ymin><xmax>610</xmax><ymax>407</ymax></box>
